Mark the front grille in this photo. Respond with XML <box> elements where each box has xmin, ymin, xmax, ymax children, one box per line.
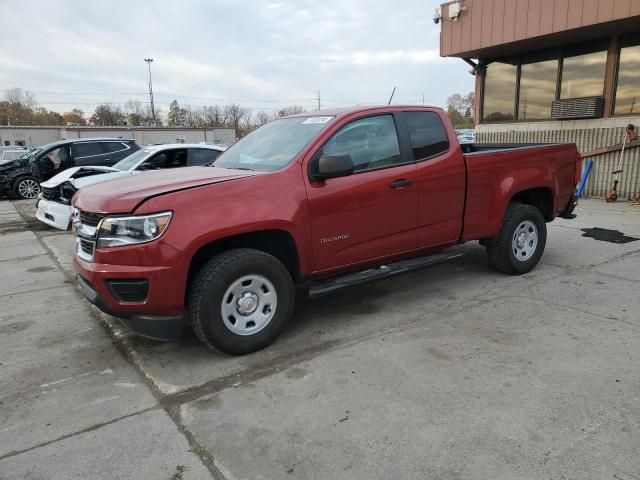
<box><xmin>75</xmin><ymin>210</ymin><xmax>104</xmax><ymax>261</ymax></box>
<box><xmin>79</xmin><ymin>238</ymin><xmax>95</xmax><ymax>255</ymax></box>
<box><xmin>80</xmin><ymin>212</ymin><xmax>102</xmax><ymax>227</ymax></box>
<box><xmin>41</xmin><ymin>186</ymin><xmax>59</xmax><ymax>201</ymax></box>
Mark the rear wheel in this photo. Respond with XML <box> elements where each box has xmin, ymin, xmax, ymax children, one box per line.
<box><xmin>13</xmin><ymin>176</ymin><xmax>40</xmax><ymax>199</ymax></box>
<box><xmin>486</xmin><ymin>203</ymin><xmax>547</xmax><ymax>274</ymax></box>
<box><xmin>188</xmin><ymin>248</ymin><xmax>295</xmax><ymax>355</ymax></box>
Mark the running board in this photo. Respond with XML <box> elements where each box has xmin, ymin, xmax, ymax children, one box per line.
<box><xmin>308</xmin><ymin>253</ymin><xmax>462</xmax><ymax>298</ymax></box>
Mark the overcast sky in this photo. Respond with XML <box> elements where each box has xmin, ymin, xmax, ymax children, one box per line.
<box><xmin>0</xmin><ymin>0</ymin><xmax>473</xmax><ymax>117</ymax></box>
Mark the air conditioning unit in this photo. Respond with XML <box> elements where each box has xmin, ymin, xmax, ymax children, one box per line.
<box><xmin>551</xmin><ymin>96</ymin><xmax>604</xmax><ymax>120</ymax></box>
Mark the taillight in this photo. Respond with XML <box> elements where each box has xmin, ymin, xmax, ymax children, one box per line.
<box><xmin>575</xmin><ymin>152</ymin><xmax>582</xmax><ymax>186</ymax></box>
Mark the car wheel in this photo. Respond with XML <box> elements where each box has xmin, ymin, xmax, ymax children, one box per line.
<box><xmin>188</xmin><ymin>248</ymin><xmax>295</xmax><ymax>355</ymax></box>
<box><xmin>486</xmin><ymin>203</ymin><xmax>547</xmax><ymax>275</ymax></box>
<box><xmin>13</xmin><ymin>176</ymin><xmax>41</xmax><ymax>199</ymax></box>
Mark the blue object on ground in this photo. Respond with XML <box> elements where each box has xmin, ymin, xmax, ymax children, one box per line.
<box><xmin>577</xmin><ymin>159</ymin><xmax>593</xmax><ymax>197</ymax></box>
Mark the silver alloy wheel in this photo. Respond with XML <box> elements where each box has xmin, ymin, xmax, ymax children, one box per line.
<box><xmin>17</xmin><ymin>179</ymin><xmax>40</xmax><ymax>199</ymax></box>
<box><xmin>221</xmin><ymin>274</ymin><xmax>278</xmax><ymax>336</ymax></box>
<box><xmin>512</xmin><ymin>220</ymin><xmax>538</xmax><ymax>261</ymax></box>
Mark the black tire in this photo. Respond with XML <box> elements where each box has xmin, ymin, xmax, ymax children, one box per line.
<box><xmin>188</xmin><ymin>248</ymin><xmax>295</xmax><ymax>355</ymax></box>
<box><xmin>486</xmin><ymin>203</ymin><xmax>547</xmax><ymax>275</ymax></box>
<box><xmin>13</xmin><ymin>176</ymin><xmax>40</xmax><ymax>199</ymax></box>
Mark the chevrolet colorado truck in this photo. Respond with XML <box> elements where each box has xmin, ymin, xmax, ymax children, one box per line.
<box><xmin>72</xmin><ymin>106</ymin><xmax>579</xmax><ymax>355</ymax></box>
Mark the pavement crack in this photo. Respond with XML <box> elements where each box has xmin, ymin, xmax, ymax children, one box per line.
<box><xmin>0</xmin><ymin>407</ymin><xmax>159</xmax><ymax>462</ymax></box>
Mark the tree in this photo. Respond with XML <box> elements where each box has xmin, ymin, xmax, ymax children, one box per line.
<box><xmin>446</xmin><ymin>92</ymin><xmax>475</xmax><ymax>128</ymax></box>
<box><xmin>203</xmin><ymin>105</ymin><xmax>224</xmax><ymax>127</ymax></box>
<box><xmin>5</xmin><ymin>87</ymin><xmax>36</xmax><ymax>108</ymax></box>
<box><xmin>167</xmin><ymin>100</ymin><xmax>185</xmax><ymax>127</ymax></box>
<box><xmin>255</xmin><ymin>110</ymin><xmax>273</xmax><ymax>126</ymax></box>
<box><xmin>276</xmin><ymin>105</ymin><xmax>305</xmax><ymax>118</ymax></box>
<box><xmin>124</xmin><ymin>99</ymin><xmax>146</xmax><ymax>126</ymax></box>
<box><xmin>63</xmin><ymin>108</ymin><xmax>86</xmax><ymax>126</ymax></box>
<box><xmin>89</xmin><ymin>104</ymin><xmax>125</xmax><ymax>126</ymax></box>
<box><xmin>223</xmin><ymin>103</ymin><xmax>247</xmax><ymax>135</ymax></box>
<box><xmin>3</xmin><ymin>87</ymin><xmax>37</xmax><ymax>125</ymax></box>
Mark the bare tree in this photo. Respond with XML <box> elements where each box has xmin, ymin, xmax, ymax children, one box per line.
<box><xmin>203</xmin><ymin>105</ymin><xmax>224</xmax><ymax>127</ymax></box>
<box><xmin>276</xmin><ymin>105</ymin><xmax>305</xmax><ymax>118</ymax></box>
<box><xmin>5</xmin><ymin>87</ymin><xmax>36</xmax><ymax>108</ymax></box>
<box><xmin>223</xmin><ymin>103</ymin><xmax>247</xmax><ymax>135</ymax></box>
<box><xmin>255</xmin><ymin>110</ymin><xmax>273</xmax><ymax>126</ymax></box>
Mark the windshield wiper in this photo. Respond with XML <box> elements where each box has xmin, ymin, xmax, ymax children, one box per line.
<box><xmin>230</xmin><ymin>167</ymin><xmax>254</xmax><ymax>171</ymax></box>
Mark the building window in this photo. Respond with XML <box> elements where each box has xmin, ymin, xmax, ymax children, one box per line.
<box><xmin>560</xmin><ymin>50</ymin><xmax>607</xmax><ymax>99</ymax></box>
<box><xmin>483</xmin><ymin>61</ymin><xmax>517</xmax><ymax>122</ymax></box>
<box><xmin>518</xmin><ymin>59</ymin><xmax>559</xmax><ymax>121</ymax></box>
<box><xmin>615</xmin><ymin>44</ymin><xmax>640</xmax><ymax>115</ymax></box>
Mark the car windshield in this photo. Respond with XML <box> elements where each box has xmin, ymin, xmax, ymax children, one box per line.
<box><xmin>213</xmin><ymin>116</ymin><xmax>334</xmax><ymax>172</ymax></box>
<box><xmin>21</xmin><ymin>148</ymin><xmax>42</xmax><ymax>160</ymax></box>
<box><xmin>113</xmin><ymin>148</ymin><xmax>153</xmax><ymax>171</ymax></box>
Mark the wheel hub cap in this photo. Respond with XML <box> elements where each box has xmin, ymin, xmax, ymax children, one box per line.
<box><xmin>221</xmin><ymin>274</ymin><xmax>278</xmax><ymax>336</ymax></box>
<box><xmin>236</xmin><ymin>292</ymin><xmax>259</xmax><ymax>315</ymax></box>
<box><xmin>512</xmin><ymin>220</ymin><xmax>539</xmax><ymax>262</ymax></box>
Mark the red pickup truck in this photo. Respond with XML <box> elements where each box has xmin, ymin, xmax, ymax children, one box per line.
<box><xmin>72</xmin><ymin>106</ymin><xmax>579</xmax><ymax>354</ymax></box>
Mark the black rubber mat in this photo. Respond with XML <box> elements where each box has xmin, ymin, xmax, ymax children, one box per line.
<box><xmin>581</xmin><ymin>228</ymin><xmax>639</xmax><ymax>244</ymax></box>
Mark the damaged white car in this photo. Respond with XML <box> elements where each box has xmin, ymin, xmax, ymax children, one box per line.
<box><xmin>35</xmin><ymin>143</ymin><xmax>226</xmax><ymax>230</ymax></box>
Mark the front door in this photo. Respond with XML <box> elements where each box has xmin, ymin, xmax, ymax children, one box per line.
<box><xmin>306</xmin><ymin>114</ymin><xmax>419</xmax><ymax>272</ymax></box>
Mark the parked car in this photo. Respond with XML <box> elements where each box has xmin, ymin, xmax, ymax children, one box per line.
<box><xmin>456</xmin><ymin>129</ymin><xmax>476</xmax><ymax>144</ymax></box>
<box><xmin>0</xmin><ymin>149</ymin><xmax>30</xmax><ymax>165</ymax></box>
<box><xmin>36</xmin><ymin>144</ymin><xmax>226</xmax><ymax>230</ymax></box>
<box><xmin>72</xmin><ymin>106</ymin><xmax>579</xmax><ymax>355</ymax></box>
<box><xmin>0</xmin><ymin>138</ymin><xmax>139</xmax><ymax>199</ymax></box>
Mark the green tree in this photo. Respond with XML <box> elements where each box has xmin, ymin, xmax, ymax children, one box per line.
<box><xmin>167</xmin><ymin>100</ymin><xmax>185</xmax><ymax>127</ymax></box>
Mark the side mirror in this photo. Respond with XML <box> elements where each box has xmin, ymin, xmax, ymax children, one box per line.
<box><xmin>315</xmin><ymin>154</ymin><xmax>353</xmax><ymax>180</ymax></box>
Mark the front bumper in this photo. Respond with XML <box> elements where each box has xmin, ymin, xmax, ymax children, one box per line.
<box><xmin>36</xmin><ymin>197</ymin><xmax>72</xmax><ymax>231</ymax></box>
<box><xmin>74</xmin><ymin>253</ymin><xmax>187</xmax><ymax>342</ymax></box>
<box><xmin>76</xmin><ymin>274</ymin><xmax>184</xmax><ymax>341</ymax></box>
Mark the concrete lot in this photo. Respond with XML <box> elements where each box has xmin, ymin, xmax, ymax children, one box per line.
<box><xmin>1</xmin><ymin>198</ymin><xmax>639</xmax><ymax>479</ymax></box>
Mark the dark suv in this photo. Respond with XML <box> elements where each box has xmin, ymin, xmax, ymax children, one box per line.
<box><xmin>0</xmin><ymin>138</ymin><xmax>139</xmax><ymax>199</ymax></box>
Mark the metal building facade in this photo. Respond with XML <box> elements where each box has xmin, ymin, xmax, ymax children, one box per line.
<box><xmin>0</xmin><ymin>126</ymin><xmax>236</xmax><ymax>148</ymax></box>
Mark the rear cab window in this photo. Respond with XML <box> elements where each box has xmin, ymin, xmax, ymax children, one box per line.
<box><xmin>403</xmin><ymin>111</ymin><xmax>450</xmax><ymax>161</ymax></box>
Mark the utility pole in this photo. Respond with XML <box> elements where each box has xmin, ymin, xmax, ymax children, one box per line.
<box><xmin>144</xmin><ymin>58</ymin><xmax>156</xmax><ymax>126</ymax></box>
<box><xmin>422</xmin><ymin>93</ymin><xmax>425</xmax><ymax>105</ymax></box>
<box><xmin>317</xmin><ymin>91</ymin><xmax>321</xmax><ymax>110</ymax></box>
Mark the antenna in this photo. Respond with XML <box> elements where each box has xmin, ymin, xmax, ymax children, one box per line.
<box><xmin>387</xmin><ymin>86</ymin><xmax>397</xmax><ymax>105</ymax></box>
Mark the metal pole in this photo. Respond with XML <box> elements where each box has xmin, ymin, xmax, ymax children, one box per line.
<box><xmin>144</xmin><ymin>58</ymin><xmax>156</xmax><ymax>126</ymax></box>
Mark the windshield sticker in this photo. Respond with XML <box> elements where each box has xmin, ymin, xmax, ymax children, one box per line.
<box><xmin>302</xmin><ymin>116</ymin><xmax>333</xmax><ymax>124</ymax></box>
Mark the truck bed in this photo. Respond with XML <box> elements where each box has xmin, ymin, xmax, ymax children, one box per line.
<box><xmin>461</xmin><ymin>142</ymin><xmax>564</xmax><ymax>155</ymax></box>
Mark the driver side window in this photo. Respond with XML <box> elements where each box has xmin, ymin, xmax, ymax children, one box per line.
<box><xmin>322</xmin><ymin>115</ymin><xmax>402</xmax><ymax>172</ymax></box>
<box><xmin>140</xmin><ymin>152</ymin><xmax>169</xmax><ymax>170</ymax></box>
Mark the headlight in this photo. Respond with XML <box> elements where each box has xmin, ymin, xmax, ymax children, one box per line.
<box><xmin>96</xmin><ymin>212</ymin><xmax>172</xmax><ymax>248</ymax></box>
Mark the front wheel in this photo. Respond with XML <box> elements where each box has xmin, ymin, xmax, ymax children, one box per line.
<box><xmin>486</xmin><ymin>203</ymin><xmax>547</xmax><ymax>275</ymax></box>
<box><xmin>188</xmin><ymin>248</ymin><xmax>295</xmax><ymax>355</ymax></box>
<box><xmin>13</xmin><ymin>176</ymin><xmax>41</xmax><ymax>199</ymax></box>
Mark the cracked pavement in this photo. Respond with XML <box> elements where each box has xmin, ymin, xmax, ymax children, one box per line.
<box><xmin>1</xmin><ymin>198</ymin><xmax>639</xmax><ymax>479</ymax></box>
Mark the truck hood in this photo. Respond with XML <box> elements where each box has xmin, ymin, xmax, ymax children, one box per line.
<box><xmin>73</xmin><ymin>166</ymin><xmax>262</xmax><ymax>213</ymax></box>
<box><xmin>41</xmin><ymin>166</ymin><xmax>121</xmax><ymax>188</ymax></box>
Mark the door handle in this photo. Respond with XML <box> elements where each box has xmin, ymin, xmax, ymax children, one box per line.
<box><xmin>389</xmin><ymin>178</ymin><xmax>414</xmax><ymax>189</ymax></box>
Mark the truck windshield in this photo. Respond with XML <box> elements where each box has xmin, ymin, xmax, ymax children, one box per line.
<box><xmin>213</xmin><ymin>116</ymin><xmax>334</xmax><ymax>172</ymax></box>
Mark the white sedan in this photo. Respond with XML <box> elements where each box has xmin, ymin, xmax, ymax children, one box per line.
<box><xmin>36</xmin><ymin>143</ymin><xmax>226</xmax><ymax>230</ymax></box>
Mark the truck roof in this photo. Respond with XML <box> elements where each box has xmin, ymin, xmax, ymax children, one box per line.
<box><xmin>284</xmin><ymin>105</ymin><xmax>445</xmax><ymax>118</ymax></box>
